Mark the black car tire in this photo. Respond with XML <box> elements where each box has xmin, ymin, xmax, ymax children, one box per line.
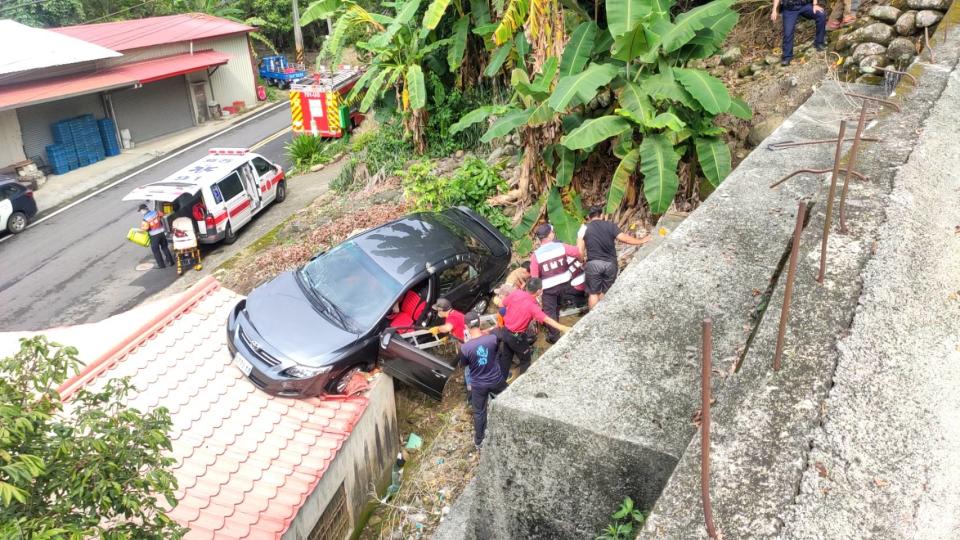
<box><xmin>275</xmin><ymin>180</ymin><xmax>287</xmax><ymax>203</ymax></box>
<box><xmin>7</xmin><ymin>211</ymin><xmax>27</xmax><ymax>234</ymax></box>
<box><xmin>223</xmin><ymin>223</ymin><xmax>237</xmax><ymax>244</ymax></box>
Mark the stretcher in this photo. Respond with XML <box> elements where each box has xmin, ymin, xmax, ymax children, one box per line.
<box><xmin>398</xmin><ymin>305</ymin><xmax>587</xmax><ymax>350</ymax></box>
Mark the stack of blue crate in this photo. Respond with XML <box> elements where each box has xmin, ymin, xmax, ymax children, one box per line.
<box><xmin>70</xmin><ymin>115</ymin><xmax>105</xmax><ymax>166</ymax></box>
<box><xmin>97</xmin><ymin>118</ymin><xmax>121</xmax><ymax>157</ymax></box>
<box><xmin>45</xmin><ymin>144</ymin><xmax>72</xmax><ymax>175</ymax></box>
<box><xmin>50</xmin><ymin>120</ymin><xmax>79</xmax><ymax>170</ymax></box>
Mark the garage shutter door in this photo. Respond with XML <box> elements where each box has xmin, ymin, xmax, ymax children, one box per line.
<box><xmin>17</xmin><ymin>93</ymin><xmax>105</xmax><ymax>161</ymax></box>
<box><xmin>111</xmin><ymin>76</ymin><xmax>193</xmax><ymax>145</ymax></box>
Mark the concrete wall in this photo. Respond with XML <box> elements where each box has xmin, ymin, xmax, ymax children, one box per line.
<box><xmin>283</xmin><ymin>375</ymin><xmax>400</xmax><ymax>540</ymax></box>
<box><xmin>0</xmin><ymin>109</ymin><xmax>26</xmax><ymax>168</ymax></box>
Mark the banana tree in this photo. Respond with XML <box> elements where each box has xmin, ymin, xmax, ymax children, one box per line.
<box><xmin>554</xmin><ymin>0</ymin><xmax>751</xmax><ymax>215</ymax></box>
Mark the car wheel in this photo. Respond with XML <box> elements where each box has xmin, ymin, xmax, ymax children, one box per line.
<box><xmin>275</xmin><ymin>180</ymin><xmax>287</xmax><ymax>203</ymax></box>
<box><xmin>7</xmin><ymin>211</ymin><xmax>27</xmax><ymax>234</ymax></box>
<box><xmin>279</xmin><ymin>80</ymin><xmax>289</xmax><ymax>90</ymax></box>
<box><xmin>223</xmin><ymin>223</ymin><xmax>237</xmax><ymax>244</ymax></box>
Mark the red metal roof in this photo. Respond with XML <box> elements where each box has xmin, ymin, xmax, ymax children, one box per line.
<box><xmin>52</xmin><ymin>13</ymin><xmax>255</xmax><ymax>52</ymax></box>
<box><xmin>0</xmin><ymin>50</ymin><xmax>229</xmax><ymax>112</ymax></box>
<box><xmin>56</xmin><ymin>277</ymin><xmax>369</xmax><ymax>539</ymax></box>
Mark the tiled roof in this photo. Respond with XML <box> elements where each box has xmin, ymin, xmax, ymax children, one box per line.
<box><xmin>56</xmin><ymin>277</ymin><xmax>369</xmax><ymax>539</ymax></box>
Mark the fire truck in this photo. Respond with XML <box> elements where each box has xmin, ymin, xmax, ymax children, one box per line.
<box><xmin>288</xmin><ymin>65</ymin><xmax>365</xmax><ymax>138</ymax></box>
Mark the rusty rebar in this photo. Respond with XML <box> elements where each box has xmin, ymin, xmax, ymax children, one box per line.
<box><xmin>701</xmin><ymin>318</ymin><xmax>718</xmax><ymax>539</ymax></box>
<box><xmin>843</xmin><ymin>92</ymin><xmax>902</xmax><ymax>113</ymax></box>
<box><xmin>818</xmin><ymin>121</ymin><xmax>847</xmax><ymax>284</ymax></box>
<box><xmin>770</xmin><ymin>167</ymin><xmax>867</xmax><ymax>189</ymax></box>
<box><xmin>774</xmin><ymin>201</ymin><xmax>807</xmax><ymax>371</ymax></box>
<box><xmin>838</xmin><ymin>103</ymin><xmax>869</xmax><ymax>233</ymax></box>
<box><xmin>873</xmin><ymin>66</ymin><xmax>918</xmax><ymax>85</ymax></box>
<box><xmin>767</xmin><ymin>137</ymin><xmax>880</xmax><ymax>151</ymax></box>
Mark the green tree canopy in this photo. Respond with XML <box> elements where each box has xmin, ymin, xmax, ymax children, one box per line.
<box><xmin>0</xmin><ymin>337</ymin><xmax>185</xmax><ymax>539</ymax></box>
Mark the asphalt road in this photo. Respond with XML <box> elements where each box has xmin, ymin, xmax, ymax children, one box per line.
<box><xmin>0</xmin><ymin>103</ymin><xmax>299</xmax><ymax>331</ymax></box>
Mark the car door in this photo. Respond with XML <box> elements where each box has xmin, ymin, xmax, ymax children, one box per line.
<box><xmin>378</xmin><ymin>329</ymin><xmax>456</xmax><ymax>400</ymax></box>
<box><xmin>435</xmin><ymin>260</ymin><xmax>484</xmax><ymax>312</ymax></box>
<box><xmin>251</xmin><ymin>156</ymin><xmax>279</xmax><ymax>203</ymax></box>
<box><xmin>217</xmin><ymin>171</ymin><xmax>253</xmax><ymax>230</ymax></box>
<box><xmin>0</xmin><ymin>185</ymin><xmax>12</xmax><ymax>231</ymax></box>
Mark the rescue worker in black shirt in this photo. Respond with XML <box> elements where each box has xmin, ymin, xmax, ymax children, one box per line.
<box><xmin>139</xmin><ymin>204</ymin><xmax>174</xmax><ymax>269</ymax></box>
<box><xmin>772</xmin><ymin>0</ymin><xmax>827</xmax><ymax>66</ymax></box>
<box><xmin>576</xmin><ymin>206</ymin><xmax>650</xmax><ymax>309</ymax></box>
<box><xmin>457</xmin><ymin>311</ymin><xmax>507</xmax><ymax>450</ymax></box>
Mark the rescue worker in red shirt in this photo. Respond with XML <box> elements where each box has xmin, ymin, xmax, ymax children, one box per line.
<box><xmin>498</xmin><ymin>277</ymin><xmax>570</xmax><ymax>381</ymax></box>
<box><xmin>139</xmin><ymin>204</ymin><xmax>174</xmax><ymax>269</ymax></box>
<box><xmin>529</xmin><ymin>223</ymin><xmax>585</xmax><ymax>344</ymax></box>
<box><xmin>428</xmin><ymin>298</ymin><xmax>466</xmax><ymax>341</ymax></box>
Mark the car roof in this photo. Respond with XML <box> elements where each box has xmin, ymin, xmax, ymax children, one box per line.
<box><xmin>351</xmin><ymin>210</ymin><xmax>470</xmax><ymax>284</ymax></box>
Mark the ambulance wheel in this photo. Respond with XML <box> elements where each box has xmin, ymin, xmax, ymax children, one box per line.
<box><xmin>223</xmin><ymin>224</ymin><xmax>237</xmax><ymax>244</ymax></box>
<box><xmin>275</xmin><ymin>180</ymin><xmax>287</xmax><ymax>203</ymax></box>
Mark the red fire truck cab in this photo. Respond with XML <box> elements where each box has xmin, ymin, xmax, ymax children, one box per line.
<box><xmin>289</xmin><ymin>65</ymin><xmax>365</xmax><ymax>138</ymax></box>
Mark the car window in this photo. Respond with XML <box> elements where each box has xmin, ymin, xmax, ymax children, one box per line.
<box><xmin>438</xmin><ymin>263</ymin><xmax>477</xmax><ymax>296</ymax></box>
<box><xmin>299</xmin><ymin>240</ymin><xmax>404</xmax><ymax>330</ymax></box>
<box><xmin>0</xmin><ymin>184</ymin><xmax>22</xmax><ymax>200</ymax></box>
<box><xmin>218</xmin><ymin>172</ymin><xmax>244</xmax><ymax>201</ymax></box>
<box><xmin>252</xmin><ymin>157</ymin><xmax>274</xmax><ymax>176</ymax></box>
<box><xmin>434</xmin><ymin>214</ymin><xmax>492</xmax><ymax>258</ymax></box>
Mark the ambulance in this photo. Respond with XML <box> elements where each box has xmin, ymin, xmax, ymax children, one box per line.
<box><xmin>123</xmin><ymin>148</ymin><xmax>286</xmax><ymax>244</ymax></box>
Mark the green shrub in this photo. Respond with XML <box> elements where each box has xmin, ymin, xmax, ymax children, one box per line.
<box><xmin>426</xmin><ymin>77</ymin><xmax>491</xmax><ymax>158</ymax></box>
<box><xmin>595</xmin><ymin>497</ymin><xmax>647</xmax><ymax>540</ymax></box>
<box><xmin>285</xmin><ymin>135</ymin><xmax>348</xmax><ymax>174</ymax></box>
<box><xmin>400</xmin><ymin>156</ymin><xmax>512</xmax><ymax>236</ymax></box>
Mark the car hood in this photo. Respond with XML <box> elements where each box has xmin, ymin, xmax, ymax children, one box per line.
<box><xmin>242</xmin><ymin>271</ymin><xmax>359</xmax><ymax>366</ymax></box>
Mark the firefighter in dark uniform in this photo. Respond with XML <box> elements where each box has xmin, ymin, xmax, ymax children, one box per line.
<box><xmin>529</xmin><ymin>223</ymin><xmax>585</xmax><ymax>344</ymax></box>
<box><xmin>139</xmin><ymin>203</ymin><xmax>174</xmax><ymax>269</ymax></box>
<box><xmin>772</xmin><ymin>0</ymin><xmax>827</xmax><ymax>66</ymax></box>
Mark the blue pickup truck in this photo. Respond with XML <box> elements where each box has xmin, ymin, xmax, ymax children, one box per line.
<box><xmin>258</xmin><ymin>55</ymin><xmax>307</xmax><ymax>89</ymax></box>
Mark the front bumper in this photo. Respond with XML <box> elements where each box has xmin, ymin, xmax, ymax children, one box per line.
<box><xmin>226</xmin><ymin>303</ymin><xmax>330</xmax><ymax>397</ymax></box>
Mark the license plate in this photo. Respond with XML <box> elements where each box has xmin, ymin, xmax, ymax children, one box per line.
<box><xmin>234</xmin><ymin>353</ymin><xmax>253</xmax><ymax>376</ymax></box>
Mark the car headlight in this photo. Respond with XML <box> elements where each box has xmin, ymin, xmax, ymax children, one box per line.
<box><xmin>282</xmin><ymin>365</ymin><xmax>332</xmax><ymax>379</ymax></box>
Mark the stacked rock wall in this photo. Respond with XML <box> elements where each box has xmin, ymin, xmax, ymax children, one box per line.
<box><xmin>836</xmin><ymin>0</ymin><xmax>953</xmax><ymax>81</ymax></box>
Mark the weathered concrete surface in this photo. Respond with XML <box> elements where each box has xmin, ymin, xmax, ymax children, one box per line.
<box><xmin>445</xmin><ymin>81</ymin><xmax>889</xmax><ymax>540</ymax></box>
<box><xmin>776</xmin><ymin>48</ymin><xmax>960</xmax><ymax>540</ymax></box>
<box><xmin>639</xmin><ymin>11</ymin><xmax>960</xmax><ymax>539</ymax></box>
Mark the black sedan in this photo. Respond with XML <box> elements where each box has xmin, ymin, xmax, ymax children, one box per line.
<box><xmin>227</xmin><ymin>206</ymin><xmax>512</xmax><ymax>399</ymax></box>
<box><xmin>0</xmin><ymin>179</ymin><xmax>38</xmax><ymax>234</ymax></box>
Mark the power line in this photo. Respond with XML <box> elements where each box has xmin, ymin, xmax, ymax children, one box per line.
<box><xmin>82</xmin><ymin>0</ymin><xmax>161</xmax><ymax>24</ymax></box>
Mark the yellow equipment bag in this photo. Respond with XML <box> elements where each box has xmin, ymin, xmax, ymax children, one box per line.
<box><xmin>127</xmin><ymin>228</ymin><xmax>150</xmax><ymax>247</ymax></box>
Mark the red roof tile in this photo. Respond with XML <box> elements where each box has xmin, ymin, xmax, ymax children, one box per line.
<box><xmin>52</xmin><ymin>13</ymin><xmax>255</xmax><ymax>52</ymax></box>
<box><xmin>56</xmin><ymin>277</ymin><xmax>368</xmax><ymax>539</ymax></box>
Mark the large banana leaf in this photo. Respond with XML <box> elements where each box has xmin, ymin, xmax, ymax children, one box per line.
<box><xmin>618</xmin><ymin>82</ymin><xmax>655</xmax><ymax>123</ymax></box>
<box><xmin>406</xmin><ymin>65</ymin><xmax>426</xmax><ymax>110</ymax></box>
<box><xmin>561</xmin><ymin>115</ymin><xmax>631</xmax><ymax>150</ymax></box>
<box><xmin>606</xmin><ymin>148</ymin><xmax>639</xmax><ymax>214</ymax></box>
<box><xmin>484</xmin><ymin>45</ymin><xmax>512</xmax><ymax>77</ymax></box>
<box><xmin>447</xmin><ymin>16</ymin><xmax>470</xmax><ymax>70</ymax></box>
<box><xmin>647</xmin><ymin>0</ymin><xmax>675</xmax><ymax>18</ymax></box>
<box><xmin>300</xmin><ymin>0</ymin><xmax>339</xmax><ymax>25</ymax></box>
<box><xmin>493</xmin><ymin>0</ymin><xmax>529</xmax><ymax>45</ymax></box>
<box><xmin>702</xmin><ymin>10</ymin><xmax>739</xmax><ymax>45</ymax></box>
<box><xmin>423</xmin><ymin>0</ymin><xmax>452</xmax><ymax>29</ymax></box>
<box><xmin>360</xmin><ymin>68</ymin><xmax>389</xmax><ymax>112</ymax></box>
<box><xmin>481</xmin><ymin>108</ymin><xmax>534</xmax><ymax>142</ymax></box>
<box><xmin>546</xmin><ymin>187</ymin><xmax>581</xmax><ymax>244</ymax></box>
<box><xmin>674</xmin><ymin>67</ymin><xmax>730</xmax><ymax>115</ymax></box>
<box><xmin>649</xmin><ymin>112</ymin><xmax>686</xmax><ymax>131</ymax></box>
<box><xmin>527</xmin><ymin>100</ymin><xmax>557</xmax><ymax>126</ymax></box>
<box><xmin>450</xmin><ymin>104</ymin><xmax>512</xmax><ymax>134</ymax></box>
<box><xmin>513</xmin><ymin>196</ymin><xmax>545</xmax><ymax>238</ymax></box>
<box><xmin>560</xmin><ymin>22</ymin><xmax>598</xmax><ymax>77</ymax></box>
<box><xmin>607</xmin><ymin>0</ymin><xmax>652</xmax><ymax>38</ymax></box>
<box><xmin>728</xmin><ymin>96</ymin><xmax>752</xmax><ymax>119</ymax></box>
<box><xmin>593</xmin><ymin>29</ymin><xmax>614</xmax><ymax>55</ymax></box>
<box><xmin>639</xmin><ymin>134</ymin><xmax>680</xmax><ymax>214</ymax></box>
<box><xmin>694</xmin><ymin>137</ymin><xmax>731</xmax><ymax>187</ymax></box>
<box><xmin>612</xmin><ymin>25</ymin><xmax>654</xmax><ymax>62</ymax></box>
<box><xmin>548</xmin><ymin>63</ymin><xmax>619</xmax><ymax>112</ymax></box>
<box><xmin>517</xmin><ymin>57</ymin><xmax>558</xmax><ymax>99</ymax></box>
<box><xmin>555</xmin><ymin>146</ymin><xmax>576</xmax><ymax>187</ymax></box>
<box><xmin>471</xmin><ymin>0</ymin><xmax>491</xmax><ymax>25</ymax></box>
<box><xmin>651</xmin><ymin>0</ymin><xmax>733</xmax><ymax>53</ymax></box>
<box><xmin>368</xmin><ymin>0</ymin><xmax>422</xmax><ymax>48</ymax></box>
<box><xmin>640</xmin><ymin>72</ymin><xmax>695</xmax><ymax>108</ymax></box>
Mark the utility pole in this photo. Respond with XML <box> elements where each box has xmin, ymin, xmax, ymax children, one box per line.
<box><xmin>291</xmin><ymin>0</ymin><xmax>305</xmax><ymax>66</ymax></box>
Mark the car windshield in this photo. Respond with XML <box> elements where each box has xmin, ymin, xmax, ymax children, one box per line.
<box><xmin>298</xmin><ymin>240</ymin><xmax>403</xmax><ymax>330</ymax></box>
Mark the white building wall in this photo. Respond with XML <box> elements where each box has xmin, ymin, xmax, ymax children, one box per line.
<box><xmin>104</xmin><ymin>34</ymin><xmax>257</xmax><ymax>109</ymax></box>
<box><xmin>0</xmin><ymin>109</ymin><xmax>26</xmax><ymax>168</ymax></box>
